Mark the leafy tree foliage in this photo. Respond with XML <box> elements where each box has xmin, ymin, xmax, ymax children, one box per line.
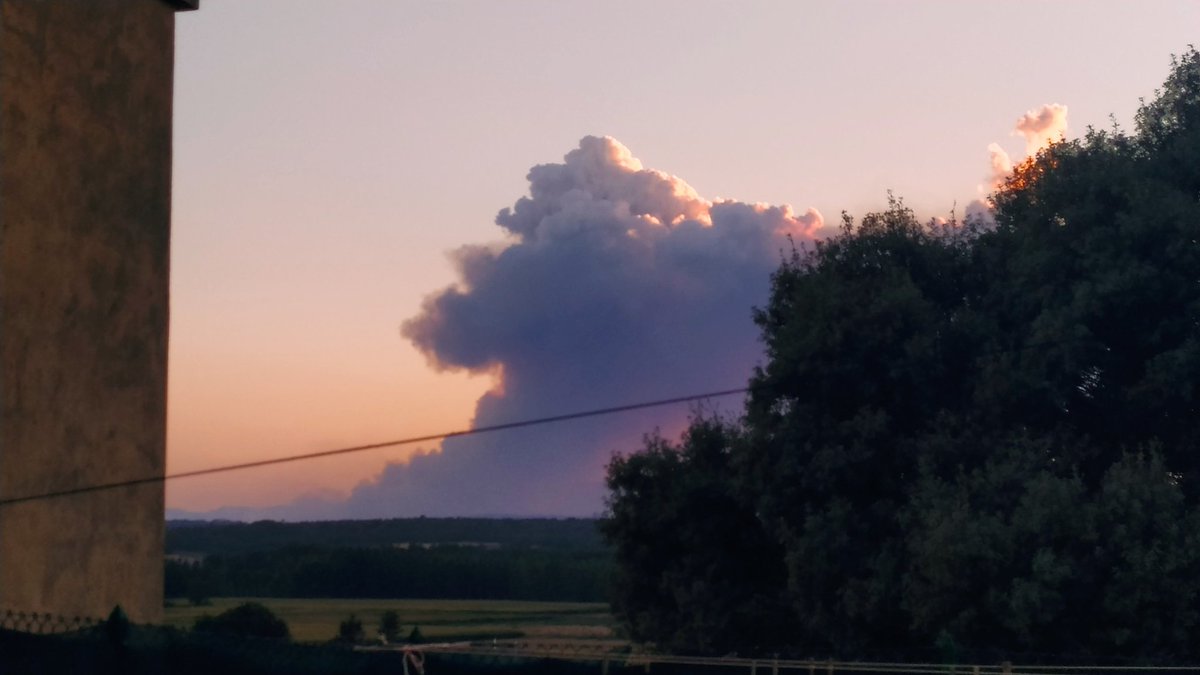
<box><xmin>379</xmin><ymin>610</ymin><xmax>402</xmax><ymax>643</ymax></box>
<box><xmin>336</xmin><ymin>614</ymin><xmax>365</xmax><ymax>644</ymax></box>
<box><xmin>602</xmin><ymin>48</ymin><xmax>1200</xmax><ymax>660</ymax></box>
<box><xmin>601</xmin><ymin>417</ymin><xmax>790</xmax><ymax>655</ymax></box>
<box><xmin>165</xmin><ymin>544</ymin><xmax>609</xmax><ymax>602</ymax></box>
<box><xmin>742</xmin><ymin>203</ymin><xmax>981</xmax><ymax>656</ymax></box>
<box><xmin>193</xmin><ymin>602</ymin><xmax>290</xmax><ymax>641</ymax></box>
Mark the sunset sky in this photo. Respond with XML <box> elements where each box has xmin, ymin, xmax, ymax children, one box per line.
<box><xmin>166</xmin><ymin>1</ymin><xmax>1200</xmax><ymax>518</ymax></box>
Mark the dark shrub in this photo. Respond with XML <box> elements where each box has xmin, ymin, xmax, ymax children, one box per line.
<box><xmin>193</xmin><ymin>602</ymin><xmax>290</xmax><ymax>640</ymax></box>
<box><xmin>379</xmin><ymin>610</ymin><xmax>401</xmax><ymax>642</ymax></box>
<box><xmin>336</xmin><ymin>614</ymin><xmax>365</xmax><ymax>644</ymax></box>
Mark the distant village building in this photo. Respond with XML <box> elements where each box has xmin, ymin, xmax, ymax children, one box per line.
<box><xmin>0</xmin><ymin>0</ymin><xmax>197</xmax><ymax>624</ymax></box>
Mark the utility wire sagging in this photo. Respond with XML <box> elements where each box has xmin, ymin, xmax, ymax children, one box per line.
<box><xmin>0</xmin><ymin>386</ymin><xmax>751</xmax><ymax>509</ymax></box>
<box><xmin>0</xmin><ymin>336</ymin><xmax>1091</xmax><ymax>511</ymax></box>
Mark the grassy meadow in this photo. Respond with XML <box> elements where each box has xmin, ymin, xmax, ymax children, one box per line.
<box><xmin>163</xmin><ymin>597</ymin><xmax>620</xmax><ymax>645</ymax></box>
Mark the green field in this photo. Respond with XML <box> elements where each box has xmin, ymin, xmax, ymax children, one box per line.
<box><xmin>164</xmin><ymin>597</ymin><xmax>620</xmax><ymax>645</ymax></box>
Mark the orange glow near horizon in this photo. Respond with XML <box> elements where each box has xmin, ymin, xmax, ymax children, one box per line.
<box><xmin>166</xmin><ymin>336</ymin><xmax>494</xmax><ymax>511</ymax></box>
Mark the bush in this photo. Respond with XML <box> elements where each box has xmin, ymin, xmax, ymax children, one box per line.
<box><xmin>336</xmin><ymin>614</ymin><xmax>365</xmax><ymax>644</ymax></box>
<box><xmin>193</xmin><ymin>602</ymin><xmax>290</xmax><ymax>640</ymax></box>
<box><xmin>379</xmin><ymin>610</ymin><xmax>401</xmax><ymax>642</ymax></box>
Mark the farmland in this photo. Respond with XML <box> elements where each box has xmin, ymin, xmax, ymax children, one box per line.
<box><xmin>163</xmin><ymin>597</ymin><xmax>620</xmax><ymax>646</ymax></box>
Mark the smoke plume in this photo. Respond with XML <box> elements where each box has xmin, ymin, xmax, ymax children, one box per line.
<box><xmin>336</xmin><ymin>136</ymin><xmax>824</xmax><ymax>516</ymax></box>
<box><xmin>986</xmin><ymin>103</ymin><xmax>1069</xmax><ymax>192</ymax></box>
<box><xmin>1014</xmin><ymin>103</ymin><xmax>1068</xmax><ymax>155</ymax></box>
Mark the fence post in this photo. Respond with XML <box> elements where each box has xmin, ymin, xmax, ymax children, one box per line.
<box><xmin>1001</xmin><ymin>662</ymin><xmax>1012</xmax><ymax>675</ymax></box>
<box><xmin>827</xmin><ymin>659</ymin><xmax>835</xmax><ymax>675</ymax></box>
<box><xmin>602</xmin><ymin>659</ymin><xmax>610</xmax><ymax>675</ymax></box>
<box><xmin>973</xmin><ymin>666</ymin><xmax>981</xmax><ymax>675</ymax></box>
<box><xmin>772</xmin><ymin>656</ymin><xmax>779</xmax><ymax>675</ymax></box>
<box><xmin>751</xmin><ymin>660</ymin><xmax>757</xmax><ymax>675</ymax></box>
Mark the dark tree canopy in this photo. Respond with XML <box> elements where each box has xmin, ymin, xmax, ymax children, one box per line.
<box><xmin>601</xmin><ymin>417</ymin><xmax>790</xmax><ymax>655</ymax></box>
<box><xmin>601</xmin><ymin>48</ymin><xmax>1200</xmax><ymax>661</ymax></box>
<box><xmin>193</xmin><ymin>602</ymin><xmax>291</xmax><ymax>641</ymax></box>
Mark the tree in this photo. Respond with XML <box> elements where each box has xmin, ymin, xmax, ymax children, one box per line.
<box><xmin>980</xmin><ymin>50</ymin><xmax>1200</xmax><ymax>491</ymax></box>
<box><xmin>900</xmin><ymin>432</ymin><xmax>1097</xmax><ymax>653</ymax></box>
<box><xmin>105</xmin><ymin>605</ymin><xmax>131</xmax><ymax>648</ymax></box>
<box><xmin>601</xmin><ymin>415</ymin><xmax>791</xmax><ymax>655</ymax></box>
<box><xmin>604</xmin><ymin>49</ymin><xmax>1200</xmax><ymax>660</ymax></box>
<box><xmin>741</xmin><ymin>201</ymin><xmax>981</xmax><ymax>655</ymax></box>
<box><xmin>336</xmin><ymin>614</ymin><xmax>365</xmax><ymax>644</ymax></box>
<box><xmin>379</xmin><ymin>610</ymin><xmax>402</xmax><ymax>643</ymax></box>
<box><xmin>193</xmin><ymin>602</ymin><xmax>290</xmax><ymax>640</ymax></box>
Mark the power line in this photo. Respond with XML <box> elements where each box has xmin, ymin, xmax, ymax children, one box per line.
<box><xmin>0</xmin><ymin>386</ymin><xmax>752</xmax><ymax>509</ymax></box>
<box><xmin>0</xmin><ymin>333</ymin><xmax>1105</xmax><ymax>510</ymax></box>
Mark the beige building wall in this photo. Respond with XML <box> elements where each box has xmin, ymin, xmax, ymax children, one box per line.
<box><xmin>0</xmin><ymin>0</ymin><xmax>193</xmax><ymax>624</ymax></box>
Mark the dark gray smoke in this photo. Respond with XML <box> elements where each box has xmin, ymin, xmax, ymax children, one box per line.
<box><xmin>335</xmin><ymin>136</ymin><xmax>825</xmax><ymax>517</ymax></box>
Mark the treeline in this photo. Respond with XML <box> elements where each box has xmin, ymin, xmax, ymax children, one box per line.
<box><xmin>166</xmin><ymin>545</ymin><xmax>610</xmax><ymax>602</ymax></box>
<box><xmin>166</xmin><ymin>517</ymin><xmax>604</xmax><ymax>556</ymax></box>
<box><xmin>602</xmin><ymin>49</ymin><xmax>1200</xmax><ymax>661</ymax></box>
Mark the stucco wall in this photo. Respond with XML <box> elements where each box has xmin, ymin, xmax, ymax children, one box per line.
<box><xmin>0</xmin><ymin>0</ymin><xmax>178</xmax><ymax>624</ymax></box>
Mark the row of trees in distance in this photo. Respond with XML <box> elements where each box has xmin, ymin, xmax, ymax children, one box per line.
<box><xmin>167</xmin><ymin>544</ymin><xmax>610</xmax><ymax>603</ymax></box>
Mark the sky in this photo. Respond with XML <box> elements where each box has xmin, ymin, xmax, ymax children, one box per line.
<box><xmin>166</xmin><ymin>1</ymin><xmax>1200</xmax><ymax>519</ymax></box>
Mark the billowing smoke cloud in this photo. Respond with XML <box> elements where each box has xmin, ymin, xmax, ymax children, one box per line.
<box><xmin>986</xmin><ymin>142</ymin><xmax>1015</xmax><ymax>192</ymax></box>
<box><xmin>333</xmin><ymin>136</ymin><xmax>825</xmax><ymax>517</ymax></box>
<box><xmin>985</xmin><ymin>103</ymin><xmax>1070</xmax><ymax>194</ymax></box>
<box><xmin>1014</xmin><ymin>103</ymin><xmax>1068</xmax><ymax>155</ymax></box>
